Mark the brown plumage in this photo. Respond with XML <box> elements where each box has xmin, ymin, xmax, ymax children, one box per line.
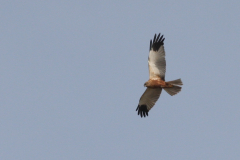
<box><xmin>136</xmin><ymin>33</ymin><xmax>183</xmax><ymax>118</ymax></box>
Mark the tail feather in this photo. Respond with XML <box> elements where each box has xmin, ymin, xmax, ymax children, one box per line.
<box><xmin>167</xmin><ymin>79</ymin><xmax>183</xmax><ymax>86</ymax></box>
<box><xmin>163</xmin><ymin>85</ymin><xmax>182</xmax><ymax>96</ymax></box>
<box><xmin>163</xmin><ymin>79</ymin><xmax>183</xmax><ymax>96</ymax></box>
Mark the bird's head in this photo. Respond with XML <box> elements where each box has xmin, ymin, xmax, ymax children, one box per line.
<box><xmin>144</xmin><ymin>82</ymin><xmax>148</xmax><ymax>87</ymax></box>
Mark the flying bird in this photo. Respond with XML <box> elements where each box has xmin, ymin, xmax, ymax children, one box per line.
<box><xmin>136</xmin><ymin>33</ymin><xmax>183</xmax><ymax>117</ymax></box>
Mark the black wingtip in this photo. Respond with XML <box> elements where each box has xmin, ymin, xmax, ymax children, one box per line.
<box><xmin>149</xmin><ymin>33</ymin><xmax>165</xmax><ymax>51</ymax></box>
<box><xmin>149</xmin><ymin>40</ymin><xmax>152</xmax><ymax>51</ymax></box>
<box><xmin>136</xmin><ymin>105</ymin><xmax>149</xmax><ymax>118</ymax></box>
<box><xmin>153</xmin><ymin>34</ymin><xmax>156</xmax><ymax>43</ymax></box>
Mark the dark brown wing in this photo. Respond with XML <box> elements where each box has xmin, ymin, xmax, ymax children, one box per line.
<box><xmin>148</xmin><ymin>33</ymin><xmax>166</xmax><ymax>80</ymax></box>
<box><xmin>136</xmin><ymin>88</ymin><xmax>162</xmax><ymax>117</ymax></box>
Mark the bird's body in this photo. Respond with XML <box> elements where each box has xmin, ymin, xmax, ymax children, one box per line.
<box><xmin>144</xmin><ymin>78</ymin><xmax>173</xmax><ymax>88</ymax></box>
<box><xmin>136</xmin><ymin>33</ymin><xmax>183</xmax><ymax>117</ymax></box>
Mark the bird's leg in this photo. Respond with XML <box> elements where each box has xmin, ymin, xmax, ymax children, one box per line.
<box><xmin>161</xmin><ymin>82</ymin><xmax>173</xmax><ymax>88</ymax></box>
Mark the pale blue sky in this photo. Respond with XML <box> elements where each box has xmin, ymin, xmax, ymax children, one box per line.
<box><xmin>1</xmin><ymin>1</ymin><xmax>240</xmax><ymax>159</ymax></box>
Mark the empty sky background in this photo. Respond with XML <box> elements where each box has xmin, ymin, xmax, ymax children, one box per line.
<box><xmin>1</xmin><ymin>1</ymin><xmax>240</xmax><ymax>159</ymax></box>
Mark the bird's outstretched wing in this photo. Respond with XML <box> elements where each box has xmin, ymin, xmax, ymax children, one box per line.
<box><xmin>148</xmin><ymin>33</ymin><xmax>166</xmax><ymax>80</ymax></box>
<box><xmin>136</xmin><ymin>88</ymin><xmax>162</xmax><ymax>117</ymax></box>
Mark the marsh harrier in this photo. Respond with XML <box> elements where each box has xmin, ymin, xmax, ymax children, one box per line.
<box><xmin>136</xmin><ymin>33</ymin><xmax>183</xmax><ymax>117</ymax></box>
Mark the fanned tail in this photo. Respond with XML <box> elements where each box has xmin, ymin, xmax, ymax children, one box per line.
<box><xmin>167</xmin><ymin>79</ymin><xmax>183</xmax><ymax>85</ymax></box>
<box><xmin>163</xmin><ymin>79</ymin><xmax>183</xmax><ymax>96</ymax></box>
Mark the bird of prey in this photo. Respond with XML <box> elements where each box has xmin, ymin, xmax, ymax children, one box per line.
<box><xmin>136</xmin><ymin>33</ymin><xmax>183</xmax><ymax>117</ymax></box>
